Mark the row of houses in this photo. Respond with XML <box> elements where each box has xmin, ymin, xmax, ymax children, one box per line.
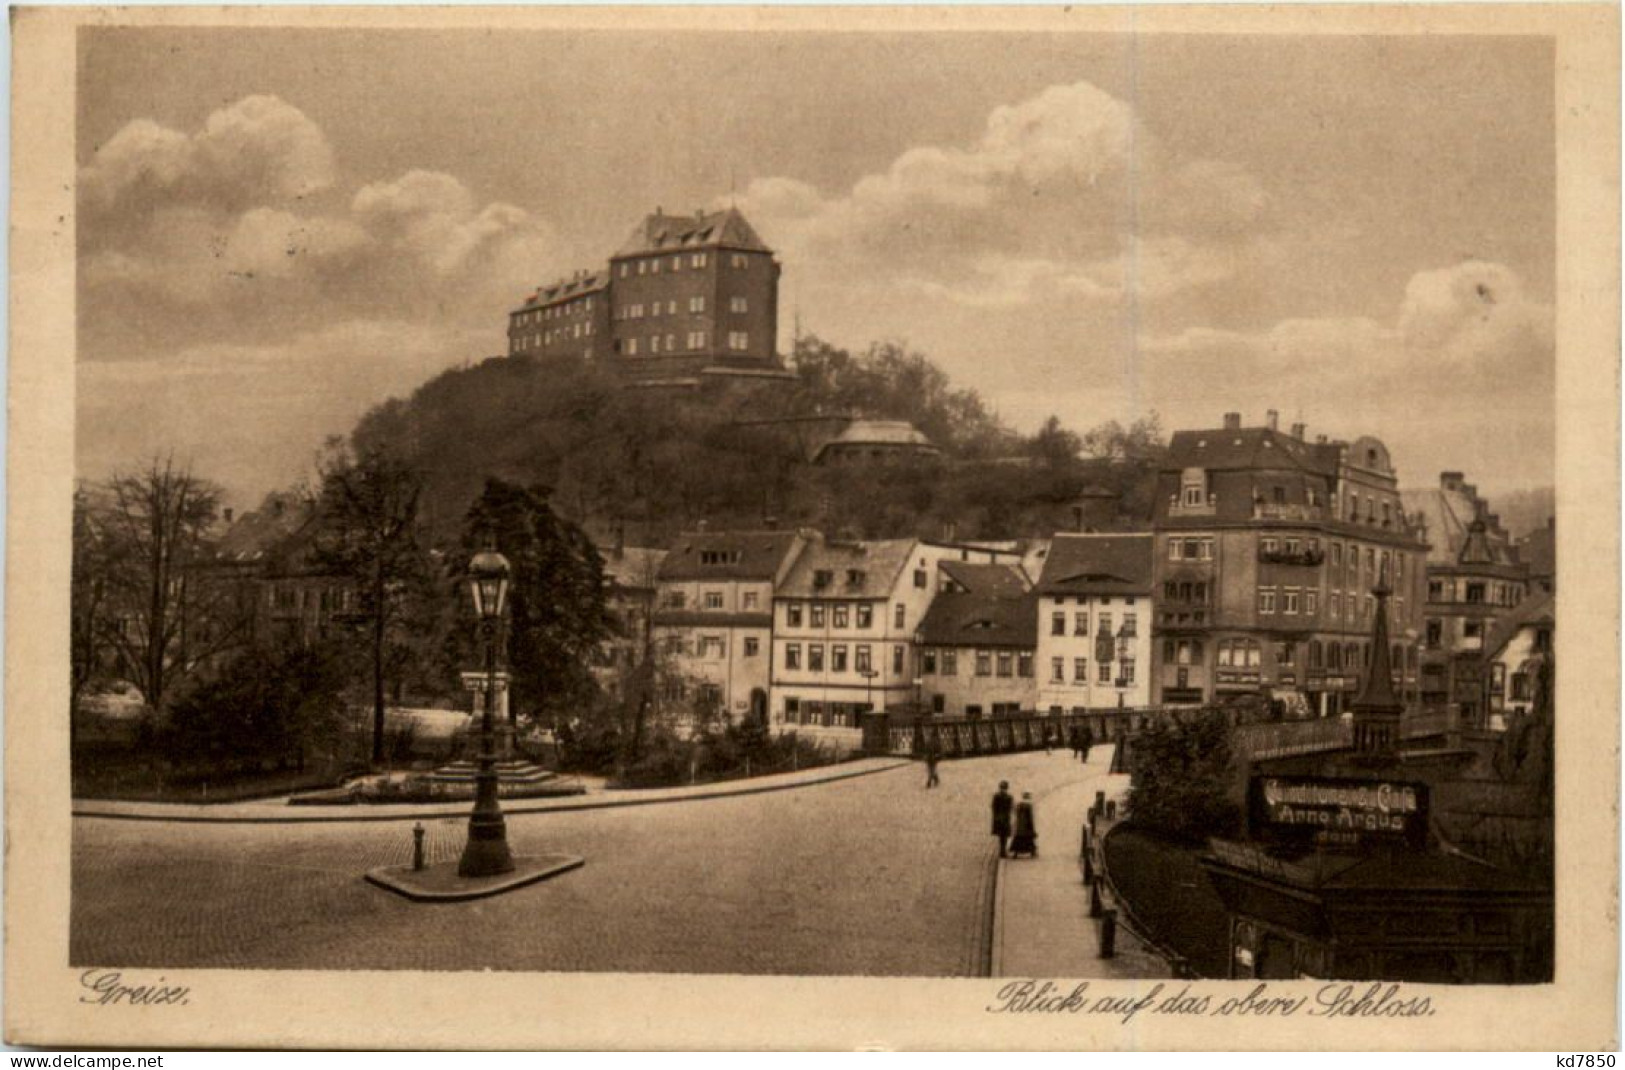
<box><xmin>622</xmin><ymin>411</ymin><xmax>1555</xmax><ymax>748</ymax></box>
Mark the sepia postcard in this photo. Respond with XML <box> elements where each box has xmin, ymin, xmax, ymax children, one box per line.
<box><xmin>6</xmin><ymin>3</ymin><xmax>1619</xmax><ymax>1051</ymax></box>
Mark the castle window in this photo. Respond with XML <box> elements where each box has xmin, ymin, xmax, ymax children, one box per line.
<box><xmin>650</xmin><ymin>258</ymin><xmax>660</xmax><ymax>274</ymax></box>
<box><xmin>690</xmin><ymin>296</ymin><xmax>706</xmax><ymax>313</ymax></box>
<box><xmin>671</xmin><ymin>256</ymin><xmax>681</xmax><ymax>271</ymax></box>
<box><xmin>637</xmin><ymin>260</ymin><xmax>646</xmax><ymax>275</ymax></box>
<box><xmin>728</xmin><ymin>331</ymin><xmax>749</xmax><ymax>351</ymax></box>
<box><xmin>731</xmin><ymin>253</ymin><xmax>747</xmax><ymax>269</ymax></box>
<box><xmin>626</xmin><ymin>338</ymin><xmax>639</xmax><ymax>356</ymax></box>
<box><xmin>730</xmin><ymin>296</ymin><xmax>748</xmax><ymax>313</ymax></box>
<box><xmin>666</xmin><ymin>334</ymin><xmax>676</xmax><ymax>351</ymax></box>
<box><xmin>651</xmin><ymin>336</ymin><xmax>661</xmax><ymax>354</ymax></box>
<box><xmin>691</xmin><ymin>253</ymin><xmax>707</xmax><ymax>268</ymax></box>
<box><xmin>668</xmin><ymin>300</ymin><xmax>677</xmax><ymax>315</ymax></box>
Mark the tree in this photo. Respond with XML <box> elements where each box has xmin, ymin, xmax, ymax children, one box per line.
<box><xmin>1126</xmin><ymin>710</ymin><xmax>1241</xmax><ymax>843</ymax></box>
<box><xmin>459</xmin><ymin>478</ymin><xmax>613</xmax><ymax>737</ymax></box>
<box><xmin>91</xmin><ymin>458</ymin><xmax>246</xmax><ymax>713</ymax></box>
<box><xmin>1029</xmin><ymin>415</ymin><xmax>1083</xmax><ymax>470</ymax></box>
<box><xmin>163</xmin><ymin>638</ymin><xmax>349</xmax><ymax>768</ymax></box>
<box><xmin>70</xmin><ymin>486</ymin><xmax>119</xmax><ymax>745</ymax></box>
<box><xmin>312</xmin><ymin>440</ymin><xmax>440</xmax><ymax>766</ymax></box>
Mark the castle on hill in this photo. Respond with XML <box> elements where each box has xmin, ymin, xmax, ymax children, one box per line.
<box><xmin>506</xmin><ymin>206</ymin><xmax>793</xmax><ymax>388</ymax></box>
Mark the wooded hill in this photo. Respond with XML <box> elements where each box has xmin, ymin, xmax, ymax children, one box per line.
<box><xmin>347</xmin><ymin>335</ymin><xmax>1165</xmax><ymax>549</ymax></box>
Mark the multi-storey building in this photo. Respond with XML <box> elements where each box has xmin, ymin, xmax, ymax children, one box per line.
<box><xmin>1150</xmin><ymin>411</ymin><xmax>1429</xmax><ymax>716</ymax></box>
<box><xmin>1483</xmin><ymin>591</ymin><xmax>1554</xmax><ymax>726</ymax></box>
<box><xmin>1401</xmin><ymin>472</ymin><xmax>1531</xmax><ymax>717</ymax></box>
<box><xmin>1034</xmin><ymin>534</ymin><xmax>1155</xmax><ymax>712</ymax></box>
<box><xmin>915</xmin><ymin>562</ymin><xmax>1036</xmax><ymax>718</ymax></box>
<box><xmin>770</xmin><ymin>536</ymin><xmax>1022</xmax><ymax>745</ymax></box>
<box><xmin>507</xmin><ymin>206</ymin><xmax>791</xmax><ymax>387</ymax></box>
<box><xmin>651</xmin><ymin>530</ymin><xmax>809</xmax><ymax>726</ymax></box>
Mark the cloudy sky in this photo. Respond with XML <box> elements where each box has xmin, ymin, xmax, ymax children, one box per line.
<box><xmin>77</xmin><ymin>27</ymin><xmax>1555</xmax><ymax>508</ymax></box>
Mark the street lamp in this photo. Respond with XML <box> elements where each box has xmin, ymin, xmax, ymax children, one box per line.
<box><xmin>458</xmin><ymin>544</ymin><xmax>515</xmax><ymax>878</ymax></box>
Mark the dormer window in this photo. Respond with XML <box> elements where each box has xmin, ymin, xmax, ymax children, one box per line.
<box><xmin>813</xmin><ymin>570</ymin><xmax>834</xmax><ymax>588</ymax></box>
<box><xmin>846</xmin><ymin>569</ymin><xmax>866</xmax><ymax>586</ymax></box>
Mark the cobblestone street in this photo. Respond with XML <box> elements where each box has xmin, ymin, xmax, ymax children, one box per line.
<box><xmin>73</xmin><ymin>751</ymin><xmax>1101</xmax><ymax>976</ymax></box>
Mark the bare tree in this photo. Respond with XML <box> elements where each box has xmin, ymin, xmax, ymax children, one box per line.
<box><xmin>92</xmin><ymin>458</ymin><xmax>243</xmax><ymax>713</ymax></box>
<box><xmin>311</xmin><ymin>439</ymin><xmax>437</xmax><ymax>766</ymax></box>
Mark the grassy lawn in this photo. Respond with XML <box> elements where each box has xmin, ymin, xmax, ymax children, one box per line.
<box><xmin>1104</xmin><ymin>824</ymin><xmax>1232</xmax><ymax>979</ymax></box>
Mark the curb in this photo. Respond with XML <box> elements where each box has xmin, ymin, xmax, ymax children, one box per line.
<box><xmin>986</xmin><ymin>852</ymin><xmax>1006</xmax><ymax>978</ymax></box>
<box><xmin>72</xmin><ymin>758</ymin><xmax>912</xmax><ymax>826</ymax></box>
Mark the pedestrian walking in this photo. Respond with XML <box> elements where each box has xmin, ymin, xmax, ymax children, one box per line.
<box><xmin>1010</xmin><ymin>791</ymin><xmax>1038</xmax><ymax>857</ymax></box>
<box><xmin>924</xmin><ymin>739</ymin><xmax>941</xmax><ymax>789</ymax></box>
<box><xmin>1044</xmin><ymin>724</ymin><xmax>1054</xmax><ymax>755</ymax></box>
<box><xmin>990</xmin><ymin>780</ymin><xmax>1014</xmax><ymax>857</ymax></box>
<box><xmin>1078</xmin><ymin>722</ymin><xmax>1094</xmax><ymax>764</ymax></box>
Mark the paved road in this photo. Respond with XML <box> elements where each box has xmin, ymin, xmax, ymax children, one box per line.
<box><xmin>72</xmin><ymin>750</ymin><xmax>1098</xmax><ymax>976</ymax></box>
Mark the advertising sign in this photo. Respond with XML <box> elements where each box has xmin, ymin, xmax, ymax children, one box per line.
<box><xmin>1249</xmin><ymin>776</ymin><xmax>1429</xmax><ymax>849</ymax></box>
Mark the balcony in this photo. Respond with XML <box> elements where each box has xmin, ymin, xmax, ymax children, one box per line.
<box><xmin>1251</xmin><ymin>502</ymin><xmax>1328</xmax><ymax>522</ymax></box>
<box><xmin>1257</xmin><ymin>547</ymin><xmax>1326</xmax><ymax>567</ymax></box>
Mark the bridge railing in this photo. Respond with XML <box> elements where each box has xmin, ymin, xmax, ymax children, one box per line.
<box><xmin>878</xmin><ymin>705</ymin><xmax>1237</xmax><ymax>760</ymax></box>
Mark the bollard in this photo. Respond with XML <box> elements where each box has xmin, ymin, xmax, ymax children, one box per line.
<box><xmin>1099</xmin><ymin>908</ymin><xmax>1118</xmax><ymax>958</ymax></box>
<box><xmin>1083</xmin><ymin>848</ymin><xmax>1095</xmax><ymax>884</ymax></box>
<box><xmin>1105</xmin><ymin>799</ymin><xmax>1118</xmax><ymax>820</ymax></box>
<box><xmin>1095</xmin><ymin>789</ymin><xmax>1106</xmax><ymax>811</ymax></box>
<box><xmin>1080</xmin><ymin>824</ymin><xmax>1090</xmax><ymax>858</ymax></box>
<box><xmin>412</xmin><ymin>822</ymin><xmax>426</xmax><ymax>872</ymax></box>
<box><xmin>1089</xmin><ymin>878</ymin><xmax>1104</xmax><ymax>918</ymax></box>
<box><xmin>1089</xmin><ymin>809</ymin><xmax>1099</xmax><ymax>838</ymax></box>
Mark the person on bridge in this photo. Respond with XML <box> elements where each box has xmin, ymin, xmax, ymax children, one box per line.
<box><xmin>990</xmin><ymin>781</ymin><xmax>1014</xmax><ymax>857</ymax></box>
<box><xmin>924</xmin><ymin>739</ymin><xmax>941</xmax><ymax>789</ymax></box>
<box><xmin>1077</xmin><ymin>722</ymin><xmax>1094</xmax><ymax>764</ymax></box>
<box><xmin>1010</xmin><ymin>792</ymin><xmax>1038</xmax><ymax>857</ymax></box>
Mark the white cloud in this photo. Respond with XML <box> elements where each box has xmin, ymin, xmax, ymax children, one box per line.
<box><xmin>80</xmin><ymin>99</ymin><xmax>561</xmax><ymax>356</ymax></box>
<box><xmin>1136</xmin><ymin>260</ymin><xmax>1554</xmax><ymax>487</ymax></box>
<box><xmin>81</xmin><ymin>95</ymin><xmax>335</xmax><ymax>218</ymax></box>
<box><xmin>736</xmin><ymin>80</ymin><xmax>1266</xmax><ymax>309</ymax></box>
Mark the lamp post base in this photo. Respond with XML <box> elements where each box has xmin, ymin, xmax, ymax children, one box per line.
<box><xmin>458</xmin><ymin>815</ymin><xmax>515</xmax><ymax>877</ymax></box>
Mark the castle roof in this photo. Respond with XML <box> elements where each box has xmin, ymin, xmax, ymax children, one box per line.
<box><xmin>615</xmin><ymin>206</ymin><xmax>772</xmax><ymax>259</ymax></box>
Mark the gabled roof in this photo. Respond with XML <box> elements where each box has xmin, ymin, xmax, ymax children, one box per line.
<box><xmin>776</xmin><ymin>537</ymin><xmax>917</xmax><ymax>599</ymax></box>
<box><xmin>1483</xmin><ymin>591</ymin><xmax>1555</xmax><ymax>662</ymax></box>
<box><xmin>1165</xmin><ymin>428</ymin><xmax>1341</xmax><ymax>477</ymax></box>
<box><xmin>917</xmin><ymin>590</ymin><xmax>1038</xmax><ymax>649</ymax></box>
<box><xmin>1399</xmin><ymin>482</ymin><xmax>1520</xmax><ymax>568</ymax></box>
<box><xmin>657</xmin><ymin>531</ymin><xmax>802</xmax><ymax>582</ymax></box>
<box><xmin>939</xmin><ymin>560</ymin><xmax>1029</xmax><ymax>597</ymax></box>
<box><xmin>211</xmin><ymin>492</ymin><xmax>314</xmax><ymax>564</ymax></box>
<box><xmin>1035</xmin><ymin>534</ymin><xmax>1153</xmax><ymax>597</ymax></box>
<box><xmin>614</xmin><ymin>207</ymin><xmax>772</xmax><ymax>259</ymax></box>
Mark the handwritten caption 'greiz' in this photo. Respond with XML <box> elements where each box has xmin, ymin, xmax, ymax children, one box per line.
<box><xmin>78</xmin><ymin>970</ymin><xmax>191</xmax><ymax>1007</ymax></box>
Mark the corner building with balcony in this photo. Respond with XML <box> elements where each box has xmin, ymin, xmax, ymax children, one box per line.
<box><xmin>1151</xmin><ymin>411</ymin><xmax>1429</xmax><ymax>715</ymax></box>
<box><xmin>507</xmin><ymin>206</ymin><xmax>791</xmax><ymax>387</ymax></box>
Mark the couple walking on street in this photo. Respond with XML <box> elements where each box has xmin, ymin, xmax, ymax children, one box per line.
<box><xmin>990</xmin><ymin>781</ymin><xmax>1036</xmax><ymax>858</ymax></box>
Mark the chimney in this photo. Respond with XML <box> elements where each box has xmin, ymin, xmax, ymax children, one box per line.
<box><xmin>1316</xmin><ymin>434</ymin><xmax>1329</xmax><ymax>445</ymax></box>
<box><xmin>1265</xmin><ymin>409</ymin><xmax>1279</xmax><ymax>431</ymax></box>
<box><xmin>1222</xmin><ymin>412</ymin><xmax>1242</xmax><ymax>430</ymax></box>
<box><xmin>1440</xmin><ymin>471</ymin><xmax>1463</xmax><ymax>491</ymax></box>
<box><xmin>1290</xmin><ymin>422</ymin><xmax>1306</xmax><ymax>440</ymax></box>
